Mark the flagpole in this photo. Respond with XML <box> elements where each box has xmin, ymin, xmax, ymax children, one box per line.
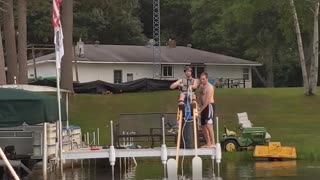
<box><xmin>56</xmin><ymin>54</ymin><xmax>63</xmax><ymax>170</ymax></box>
<box><xmin>53</xmin><ymin>0</ymin><xmax>64</xmax><ymax>170</ymax></box>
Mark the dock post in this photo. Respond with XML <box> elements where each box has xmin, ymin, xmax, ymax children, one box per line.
<box><xmin>122</xmin><ymin>131</ymin><xmax>125</xmax><ymax>147</ymax></box>
<box><xmin>160</xmin><ymin>114</ymin><xmax>167</xmax><ymax>178</ymax></box>
<box><xmin>97</xmin><ymin>128</ymin><xmax>100</xmax><ymax>145</ymax></box>
<box><xmin>130</xmin><ymin>131</ymin><xmax>133</xmax><ymax>146</ymax></box>
<box><xmin>215</xmin><ymin>117</ymin><xmax>222</xmax><ymax>177</ymax></box>
<box><xmin>211</xmin><ymin>151</ymin><xmax>215</xmax><ymax>178</ymax></box>
<box><xmin>124</xmin><ymin>157</ymin><xmax>127</xmax><ymax>179</ymax></box>
<box><xmin>43</xmin><ymin>122</ymin><xmax>48</xmax><ymax>177</ymax></box>
<box><xmin>126</xmin><ymin>132</ymin><xmax>129</xmax><ymax>147</ymax></box>
<box><xmin>93</xmin><ymin>132</ymin><xmax>96</xmax><ymax>145</ymax></box>
<box><xmin>109</xmin><ymin>121</ymin><xmax>116</xmax><ymax>180</ymax></box>
<box><xmin>119</xmin><ymin>157</ymin><xmax>122</xmax><ymax>179</ymax></box>
<box><xmin>87</xmin><ymin>132</ymin><xmax>90</xmax><ymax>146</ymax></box>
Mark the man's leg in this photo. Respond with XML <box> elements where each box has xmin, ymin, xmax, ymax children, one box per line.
<box><xmin>206</xmin><ymin>124</ymin><xmax>215</xmax><ymax>147</ymax></box>
<box><xmin>191</xmin><ymin>93</ymin><xmax>197</xmax><ymax>108</ymax></box>
<box><xmin>192</xmin><ymin>93</ymin><xmax>197</xmax><ymax>102</ymax></box>
<box><xmin>201</xmin><ymin>125</ymin><xmax>210</xmax><ymax>147</ymax></box>
<box><xmin>178</xmin><ymin>93</ymin><xmax>185</xmax><ymax>105</ymax></box>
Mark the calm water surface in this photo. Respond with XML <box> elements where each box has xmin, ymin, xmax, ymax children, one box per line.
<box><xmin>17</xmin><ymin>158</ymin><xmax>320</xmax><ymax>180</ymax></box>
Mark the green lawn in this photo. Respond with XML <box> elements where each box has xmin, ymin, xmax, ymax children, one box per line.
<box><xmin>69</xmin><ymin>88</ymin><xmax>320</xmax><ymax>160</ymax></box>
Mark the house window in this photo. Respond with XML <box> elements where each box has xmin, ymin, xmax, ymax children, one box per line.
<box><xmin>190</xmin><ymin>66</ymin><xmax>205</xmax><ymax>78</ymax></box>
<box><xmin>243</xmin><ymin>68</ymin><xmax>249</xmax><ymax>80</ymax></box>
<box><xmin>127</xmin><ymin>73</ymin><xmax>133</xmax><ymax>82</ymax></box>
<box><xmin>162</xmin><ymin>65</ymin><xmax>173</xmax><ymax>77</ymax></box>
<box><xmin>114</xmin><ymin>70</ymin><xmax>122</xmax><ymax>83</ymax></box>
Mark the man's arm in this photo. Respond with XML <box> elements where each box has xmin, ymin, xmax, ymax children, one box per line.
<box><xmin>199</xmin><ymin>86</ymin><xmax>213</xmax><ymax>113</ymax></box>
<box><xmin>191</xmin><ymin>79</ymin><xmax>199</xmax><ymax>90</ymax></box>
<box><xmin>212</xmin><ymin>84</ymin><xmax>215</xmax><ymax>99</ymax></box>
<box><xmin>170</xmin><ymin>79</ymin><xmax>182</xmax><ymax>89</ymax></box>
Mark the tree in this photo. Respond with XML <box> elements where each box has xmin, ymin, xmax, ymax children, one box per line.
<box><xmin>191</xmin><ymin>0</ymin><xmax>285</xmax><ymax>87</ymax></box>
<box><xmin>61</xmin><ymin>0</ymin><xmax>74</xmax><ymax>91</ymax></box>
<box><xmin>0</xmin><ymin>26</ymin><xmax>6</xmax><ymax>85</ymax></box>
<box><xmin>3</xmin><ymin>0</ymin><xmax>17</xmax><ymax>84</ymax></box>
<box><xmin>18</xmin><ymin>0</ymin><xmax>28</xmax><ymax>84</ymax></box>
<box><xmin>309</xmin><ymin>1</ymin><xmax>319</xmax><ymax>94</ymax></box>
<box><xmin>73</xmin><ymin>0</ymin><xmax>146</xmax><ymax>44</ymax></box>
<box><xmin>27</xmin><ymin>0</ymin><xmax>52</xmax><ymax>44</ymax></box>
<box><xmin>139</xmin><ymin>0</ymin><xmax>193</xmax><ymax>45</ymax></box>
<box><xmin>290</xmin><ymin>0</ymin><xmax>319</xmax><ymax>95</ymax></box>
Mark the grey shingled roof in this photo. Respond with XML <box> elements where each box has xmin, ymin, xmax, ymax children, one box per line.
<box><xmin>30</xmin><ymin>45</ymin><xmax>261</xmax><ymax>65</ymax></box>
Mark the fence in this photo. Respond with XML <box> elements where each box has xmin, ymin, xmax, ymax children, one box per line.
<box><xmin>213</xmin><ymin>78</ymin><xmax>247</xmax><ymax>88</ymax></box>
<box><xmin>114</xmin><ymin>113</ymin><xmax>177</xmax><ymax>148</ymax></box>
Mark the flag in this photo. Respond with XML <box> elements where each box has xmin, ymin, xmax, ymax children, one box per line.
<box><xmin>52</xmin><ymin>0</ymin><xmax>64</xmax><ymax>69</ymax></box>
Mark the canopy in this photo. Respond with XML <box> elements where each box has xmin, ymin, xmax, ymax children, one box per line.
<box><xmin>0</xmin><ymin>84</ymin><xmax>71</xmax><ymax>93</ymax></box>
<box><xmin>0</xmin><ymin>88</ymin><xmax>67</xmax><ymax>127</ymax></box>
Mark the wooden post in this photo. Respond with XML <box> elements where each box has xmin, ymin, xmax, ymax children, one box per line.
<box><xmin>243</xmin><ymin>78</ymin><xmax>246</xmax><ymax>88</ymax></box>
<box><xmin>73</xmin><ymin>46</ymin><xmax>79</xmax><ymax>83</ymax></box>
<box><xmin>32</xmin><ymin>45</ymin><xmax>37</xmax><ymax>79</ymax></box>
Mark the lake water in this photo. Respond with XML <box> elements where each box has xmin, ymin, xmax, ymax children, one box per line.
<box><xmin>8</xmin><ymin>158</ymin><xmax>320</xmax><ymax>179</ymax></box>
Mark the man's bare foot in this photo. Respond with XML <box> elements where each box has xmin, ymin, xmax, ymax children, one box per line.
<box><xmin>200</xmin><ymin>144</ymin><xmax>207</xmax><ymax>148</ymax></box>
<box><xmin>201</xmin><ymin>144</ymin><xmax>212</xmax><ymax>148</ymax></box>
<box><xmin>207</xmin><ymin>144</ymin><xmax>216</xmax><ymax>148</ymax></box>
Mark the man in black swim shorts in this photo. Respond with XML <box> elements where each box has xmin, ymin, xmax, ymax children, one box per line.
<box><xmin>199</xmin><ymin>72</ymin><xmax>216</xmax><ymax>148</ymax></box>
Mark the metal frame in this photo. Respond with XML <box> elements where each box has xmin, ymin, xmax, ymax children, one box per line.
<box><xmin>63</xmin><ymin>147</ymin><xmax>216</xmax><ymax>160</ymax></box>
<box><xmin>153</xmin><ymin>0</ymin><xmax>161</xmax><ymax>79</ymax></box>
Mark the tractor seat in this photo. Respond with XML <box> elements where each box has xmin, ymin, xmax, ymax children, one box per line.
<box><xmin>265</xmin><ymin>132</ymin><xmax>271</xmax><ymax>141</ymax></box>
<box><xmin>225</xmin><ymin>126</ymin><xmax>236</xmax><ymax>136</ymax></box>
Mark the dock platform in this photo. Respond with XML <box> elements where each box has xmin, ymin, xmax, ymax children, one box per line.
<box><xmin>63</xmin><ymin>147</ymin><xmax>216</xmax><ymax>160</ymax></box>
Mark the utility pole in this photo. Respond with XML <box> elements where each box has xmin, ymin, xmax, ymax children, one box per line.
<box><xmin>153</xmin><ymin>0</ymin><xmax>161</xmax><ymax>79</ymax></box>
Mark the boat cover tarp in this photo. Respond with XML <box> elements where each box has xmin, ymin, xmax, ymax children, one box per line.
<box><xmin>0</xmin><ymin>88</ymin><xmax>66</xmax><ymax>127</ymax></box>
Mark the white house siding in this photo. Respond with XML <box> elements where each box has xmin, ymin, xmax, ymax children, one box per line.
<box><xmin>163</xmin><ymin>64</ymin><xmax>252</xmax><ymax>88</ymax></box>
<box><xmin>27</xmin><ymin>62</ymin><xmax>252</xmax><ymax>88</ymax></box>
<box><xmin>205</xmin><ymin>65</ymin><xmax>252</xmax><ymax>88</ymax></box>
<box><xmin>28</xmin><ymin>63</ymin><xmax>154</xmax><ymax>83</ymax></box>
<box><xmin>28</xmin><ymin>63</ymin><xmax>56</xmax><ymax>78</ymax></box>
<box><xmin>76</xmin><ymin>63</ymin><xmax>153</xmax><ymax>83</ymax></box>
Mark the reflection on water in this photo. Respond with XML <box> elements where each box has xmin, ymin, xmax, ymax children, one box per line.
<box><xmin>21</xmin><ymin>158</ymin><xmax>320</xmax><ymax>180</ymax></box>
<box><xmin>255</xmin><ymin>160</ymin><xmax>297</xmax><ymax>178</ymax></box>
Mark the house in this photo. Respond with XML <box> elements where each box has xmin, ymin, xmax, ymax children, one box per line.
<box><xmin>27</xmin><ymin>42</ymin><xmax>262</xmax><ymax>88</ymax></box>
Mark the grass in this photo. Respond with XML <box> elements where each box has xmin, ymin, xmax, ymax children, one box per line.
<box><xmin>69</xmin><ymin>88</ymin><xmax>320</xmax><ymax>161</ymax></box>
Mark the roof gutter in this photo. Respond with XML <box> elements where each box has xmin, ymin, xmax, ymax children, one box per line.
<box><xmin>27</xmin><ymin>60</ymin><xmax>262</xmax><ymax>66</ymax></box>
<box><xmin>205</xmin><ymin>63</ymin><xmax>262</xmax><ymax>66</ymax></box>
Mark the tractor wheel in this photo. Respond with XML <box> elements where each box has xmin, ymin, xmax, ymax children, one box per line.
<box><xmin>223</xmin><ymin>140</ymin><xmax>239</xmax><ymax>152</ymax></box>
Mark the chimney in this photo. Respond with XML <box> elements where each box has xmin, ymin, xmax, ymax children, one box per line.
<box><xmin>168</xmin><ymin>39</ymin><xmax>176</xmax><ymax>48</ymax></box>
<box><xmin>76</xmin><ymin>37</ymin><xmax>85</xmax><ymax>58</ymax></box>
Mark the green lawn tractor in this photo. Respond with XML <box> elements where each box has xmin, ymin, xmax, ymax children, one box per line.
<box><xmin>221</xmin><ymin>126</ymin><xmax>271</xmax><ymax>152</ymax></box>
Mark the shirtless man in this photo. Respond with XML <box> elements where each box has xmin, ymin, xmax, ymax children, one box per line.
<box><xmin>198</xmin><ymin>72</ymin><xmax>215</xmax><ymax>148</ymax></box>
